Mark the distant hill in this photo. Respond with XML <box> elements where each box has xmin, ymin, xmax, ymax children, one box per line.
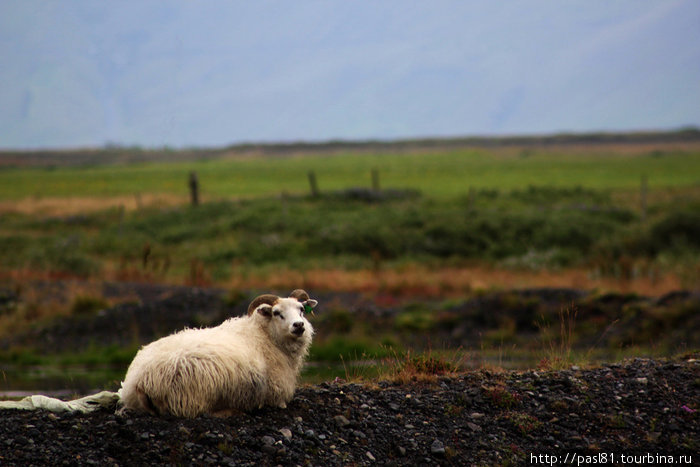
<box><xmin>1</xmin><ymin>2</ymin><xmax>699</xmax><ymax>149</ymax></box>
<box><xmin>1</xmin><ymin>129</ymin><xmax>699</xmax><ymax>168</ymax></box>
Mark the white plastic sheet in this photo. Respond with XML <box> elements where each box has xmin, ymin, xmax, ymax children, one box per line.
<box><xmin>0</xmin><ymin>391</ymin><xmax>119</xmax><ymax>413</ymax></box>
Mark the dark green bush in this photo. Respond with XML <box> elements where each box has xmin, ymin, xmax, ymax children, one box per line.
<box><xmin>92</xmin><ymin>195</ymin><xmax>639</xmax><ymax>269</ymax></box>
<box><xmin>649</xmin><ymin>209</ymin><xmax>700</xmax><ymax>252</ymax></box>
<box><xmin>71</xmin><ymin>295</ymin><xmax>109</xmax><ymax>315</ymax></box>
<box><xmin>510</xmin><ymin>185</ymin><xmax>611</xmax><ymax>206</ymax></box>
<box><xmin>28</xmin><ymin>236</ymin><xmax>100</xmax><ymax>277</ymax></box>
<box><xmin>6</xmin><ymin>188</ymin><xmax>695</xmax><ymax>278</ymax></box>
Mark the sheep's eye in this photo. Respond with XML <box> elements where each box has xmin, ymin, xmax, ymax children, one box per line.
<box><xmin>273</xmin><ymin>310</ymin><xmax>283</xmax><ymax>319</ymax></box>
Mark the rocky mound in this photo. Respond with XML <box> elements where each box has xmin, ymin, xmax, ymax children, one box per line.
<box><xmin>1</xmin><ymin>356</ymin><xmax>697</xmax><ymax>465</ymax></box>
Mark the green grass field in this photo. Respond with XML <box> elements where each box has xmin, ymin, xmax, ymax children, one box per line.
<box><xmin>1</xmin><ymin>140</ymin><xmax>699</xmax><ymax>292</ymax></box>
<box><xmin>2</xmin><ymin>145</ymin><xmax>700</xmax><ymax>201</ymax></box>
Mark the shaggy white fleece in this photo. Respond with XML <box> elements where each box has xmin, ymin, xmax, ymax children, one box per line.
<box><xmin>119</xmin><ymin>292</ymin><xmax>316</xmax><ymax>418</ymax></box>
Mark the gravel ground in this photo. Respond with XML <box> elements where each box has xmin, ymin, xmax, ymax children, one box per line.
<box><xmin>1</xmin><ymin>356</ymin><xmax>697</xmax><ymax>466</ymax></box>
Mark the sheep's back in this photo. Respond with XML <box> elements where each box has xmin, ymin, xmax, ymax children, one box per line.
<box><xmin>121</xmin><ymin>318</ymin><xmax>270</xmax><ymax>416</ymax></box>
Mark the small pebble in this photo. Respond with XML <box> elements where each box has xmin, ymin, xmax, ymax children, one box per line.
<box><xmin>334</xmin><ymin>415</ymin><xmax>351</xmax><ymax>427</ymax></box>
<box><xmin>466</xmin><ymin>422</ymin><xmax>481</xmax><ymax>432</ymax></box>
<box><xmin>430</xmin><ymin>439</ymin><xmax>445</xmax><ymax>456</ymax></box>
<box><xmin>262</xmin><ymin>445</ymin><xmax>277</xmax><ymax>455</ymax></box>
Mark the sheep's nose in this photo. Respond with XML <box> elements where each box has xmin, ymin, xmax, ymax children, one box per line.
<box><xmin>292</xmin><ymin>321</ymin><xmax>305</xmax><ymax>335</ymax></box>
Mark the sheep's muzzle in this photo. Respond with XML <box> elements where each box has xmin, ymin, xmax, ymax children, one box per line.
<box><xmin>291</xmin><ymin>321</ymin><xmax>305</xmax><ymax>336</ymax></box>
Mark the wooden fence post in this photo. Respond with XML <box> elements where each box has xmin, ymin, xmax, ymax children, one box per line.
<box><xmin>640</xmin><ymin>174</ymin><xmax>648</xmax><ymax>222</ymax></box>
<box><xmin>308</xmin><ymin>170</ymin><xmax>319</xmax><ymax>198</ymax></box>
<box><xmin>371</xmin><ymin>168</ymin><xmax>380</xmax><ymax>192</ymax></box>
<box><xmin>189</xmin><ymin>171</ymin><xmax>199</xmax><ymax>207</ymax></box>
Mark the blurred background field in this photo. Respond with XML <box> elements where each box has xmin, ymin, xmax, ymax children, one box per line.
<box><xmin>2</xmin><ymin>135</ymin><xmax>700</xmax><ymax>203</ymax></box>
<box><xmin>1</xmin><ymin>134</ymin><xmax>699</xmax><ymax>396</ymax></box>
<box><xmin>1</xmin><ymin>134</ymin><xmax>699</xmax><ymax>288</ymax></box>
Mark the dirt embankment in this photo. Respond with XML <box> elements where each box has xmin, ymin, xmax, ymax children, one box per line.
<box><xmin>1</xmin><ymin>282</ymin><xmax>698</xmax><ymax>357</ymax></box>
<box><xmin>0</xmin><ymin>356</ymin><xmax>697</xmax><ymax>465</ymax></box>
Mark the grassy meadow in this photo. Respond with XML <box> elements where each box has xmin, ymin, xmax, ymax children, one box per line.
<box><xmin>2</xmin><ymin>141</ymin><xmax>700</xmax><ymax>203</ymax></box>
<box><xmin>1</xmin><ymin>138</ymin><xmax>699</xmax><ymax>290</ymax></box>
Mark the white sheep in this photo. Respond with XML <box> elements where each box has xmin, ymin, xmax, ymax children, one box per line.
<box><xmin>118</xmin><ymin>289</ymin><xmax>317</xmax><ymax>417</ymax></box>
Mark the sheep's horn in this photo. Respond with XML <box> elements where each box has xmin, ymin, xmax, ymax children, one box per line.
<box><xmin>247</xmin><ymin>294</ymin><xmax>279</xmax><ymax>315</ymax></box>
<box><xmin>289</xmin><ymin>289</ymin><xmax>310</xmax><ymax>302</ymax></box>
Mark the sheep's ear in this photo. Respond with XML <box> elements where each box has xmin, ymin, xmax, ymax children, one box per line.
<box><xmin>256</xmin><ymin>304</ymin><xmax>273</xmax><ymax>318</ymax></box>
<box><xmin>302</xmin><ymin>299</ymin><xmax>318</xmax><ymax>315</ymax></box>
<box><xmin>289</xmin><ymin>289</ymin><xmax>317</xmax><ymax>312</ymax></box>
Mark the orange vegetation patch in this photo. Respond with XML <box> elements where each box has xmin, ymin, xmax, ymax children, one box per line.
<box><xmin>2</xmin><ymin>264</ymin><xmax>687</xmax><ymax>301</ymax></box>
<box><xmin>0</xmin><ymin>194</ymin><xmax>188</xmax><ymax>215</ymax></box>
<box><xmin>226</xmin><ymin>265</ymin><xmax>686</xmax><ymax>298</ymax></box>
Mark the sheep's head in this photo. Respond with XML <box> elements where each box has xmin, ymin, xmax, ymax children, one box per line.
<box><xmin>248</xmin><ymin>290</ymin><xmax>317</xmax><ymax>348</ymax></box>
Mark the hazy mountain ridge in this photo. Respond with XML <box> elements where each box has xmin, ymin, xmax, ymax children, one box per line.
<box><xmin>1</xmin><ymin>1</ymin><xmax>699</xmax><ymax>149</ymax></box>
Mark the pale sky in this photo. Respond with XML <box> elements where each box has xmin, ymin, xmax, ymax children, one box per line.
<box><xmin>1</xmin><ymin>1</ymin><xmax>699</xmax><ymax>149</ymax></box>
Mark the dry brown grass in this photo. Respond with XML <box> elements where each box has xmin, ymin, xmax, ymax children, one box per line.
<box><xmin>0</xmin><ymin>194</ymin><xmax>189</xmax><ymax>216</ymax></box>
<box><xmin>3</xmin><ymin>260</ymin><xmax>687</xmax><ymax>300</ymax></box>
<box><xmin>611</xmin><ymin>184</ymin><xmax>700</xmax><ymax>210</ymax></box>
<box><xmin>384</xmin><ymin>349</ymin><xmax>464</xmax><ymax>385</ymax></box>
<box><xmin>224</xmin><ymin>264</ymin><xmax>687</xmax><ymax>298</ymax></box>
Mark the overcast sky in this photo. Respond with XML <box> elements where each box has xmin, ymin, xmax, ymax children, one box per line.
<box><xmin>1</xmin><ymin>1</ymin><xmax>699</xmax><ymax>149</ymax></box>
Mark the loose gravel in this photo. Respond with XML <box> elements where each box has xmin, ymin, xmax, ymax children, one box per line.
<box><xmin>1</xmin><ymin>356</ymin><xmax>697</xmax><ymax>466</ymax></box>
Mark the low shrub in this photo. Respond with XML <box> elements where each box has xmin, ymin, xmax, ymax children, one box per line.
<box><xmin>3</xmin><ymin>187</ymin><xmax>697</xmax><ymax>281</ymax></box>
<box><xmin>649</xmin><ymin>209</ymin><xmax>700</xmax><ymax>253</ymax></box>
<box><xmin>27</xmin><ymin>236</ymin><xmax>100</xmax><ymax>277</ymax></box>
<box><xmin>70</xmin><ymin>295</ymin><xmax>109</xmax><ymax>316</ymax></box>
